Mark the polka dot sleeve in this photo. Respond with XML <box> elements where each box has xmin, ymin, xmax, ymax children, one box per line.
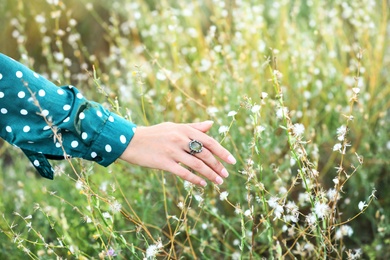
<box><xmin>0</xmin><ymin>53</ymin><xmax>137</xmax><ymax>179</ymax></box>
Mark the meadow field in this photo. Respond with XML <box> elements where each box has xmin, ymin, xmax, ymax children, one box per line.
<box><xmin>0</xmin><ymin>0</ymin><xmax>389</xmax><ymax>259</ymax></box>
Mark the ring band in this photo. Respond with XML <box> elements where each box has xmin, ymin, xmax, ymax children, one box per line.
<box><xmin>189</xmin><ymin>140</ymin><xmax>203</xmax><ymax>155</ymax></box>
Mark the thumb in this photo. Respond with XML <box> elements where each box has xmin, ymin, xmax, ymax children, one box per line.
<box><xmin>188</xmin><ymin>120</ymin><xmax>214</xmax><ymax>133</ymax></box>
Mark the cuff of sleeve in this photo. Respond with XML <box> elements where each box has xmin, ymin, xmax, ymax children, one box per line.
<box><xmin>85</xmin><ymin>112</ymin><xmax>137</xmax><ymax>167</ymax></box>
<box><xmin>21</xmin><ymin>149</ymin><xmax>54</xmax><ymax>180</ymax></box>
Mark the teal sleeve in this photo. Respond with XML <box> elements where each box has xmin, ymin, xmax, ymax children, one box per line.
<box><xmin>0</xmin><ymin>53</ymin><xmax>137</xmax><ymax>179</ymax></box>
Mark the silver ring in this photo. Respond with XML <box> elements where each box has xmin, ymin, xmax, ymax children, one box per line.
<box><xmin>189</xmin><ymin>140</ymin><xmax>203</xmax><ymax>155</ymax></box>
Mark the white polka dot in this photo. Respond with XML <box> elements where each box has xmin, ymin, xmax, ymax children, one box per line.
<box><xmin>76</xmin><ymin>93</ymin><xmax>83</xmax><ymax>99</ymax></box>
<box><xmin>79</xmin><ymin>112</ymin><xmax>85</xmax><ymax>119</ymax></box>
<box><xmin>41</xmin><ymin>110</ymin><xmax>49</xmax><ymax>117</ymax></box>
<box><xmin>20</xmin><ymin>109</ymin><xmax>28</xmax><ymax>115</ymax></box>
<box><xmin>18</xmin><ymin>91</ymin><xmax>26</xmax><ymax>98</ymax></box>
<box><xmin>43</xmin><ymin>125</ymin><xmax>50</xmax><ymax>130</ymax></box>
<box><xmin>63</xmin><ymin>105</ymin><xmax>71</xmax><ymax>111</ymax></box>
<box><xmin>81</xmin><ymin>132</ymin><xmax>88</xmax><ymax>140</ymax></box>
<box><xmin>69</xmin><ymin>85</ymin><xmax>74</xmax><ymax>89</ymax></box>
<box><xmin>38</xmin><ymin>89</ymin><xmax>46</xmax><ymax>97</ymax></box>
<box><xmin>56</xmin><ymin>142</ymin><xmax>61</xmax><ymax>148</ymax></box>
<box><xmin>23</xmin><ymin>126</ymin><xmax>30</xmax><ymax>132</ymax></box>
<box><xmin>96</xmin><ymin>111</ymin><xmax>103</xmax><ymax>117</ymax></box>
<box><xmin>1</xmin><ymin>108</ymin><xmax>8</xmax><ymax>114</ymax></box>
<box><xmin>0</xmin><ymin>73</ymin><xmax>2</xmax><ymax>80</ymax></box>
<box><xmin>0</xmin><ymin>92</ymin><xmax>4</xmax><ymax>98</ymax></box>
<box><xmin>108</xmin><ymin>116</ymin><xmax>114</xmax><ymax>122</ymax></box>
<box><xmin>105</xmin><ymin>144</ymin><xmax>112</xmax><ymax>153</ymax></box>
<box><xmin>63</xmin><ymin>117</ymin><xmax>70</xmax><ymax>123</ymax></box>
<box><xmin>33</xmin><ymin>160</ymin><xmax>40</xmax><ymax>167</ymax></box>
<box><xmin>33</xmin><ymin>72</ymin><xmax>39</xmax><ymax>78</ymax></box>
<box><xmin>71</xmin><ymin>141</ymin><xmax>79</xmax><ymax>148</ymax></box>
<box><xmin>16</xmin><ymin>71</ymin><xmax>23</xmax><ymax>78</ymax></box>
<box><xmin>6</xmin><ymin>126</ymin><xmax>12</xmax><ymax>132</ymax></box>
<box><xmin>132</xmin><ymin>127</ymin><xmax>136</xmax><ymax>133</ymax></box>
<box><xmin>91</xmin><ymin>152</ymin><xmax>97</xmax><ymax>158</ymax></box>
<box><xmin>120</xmin><ymin>135</ymin><xmax>126</xmax><ymax>144</ymax></box>
<box><xmin>57</xmin><ymin>89</ymin><xmax>64</xmax><ymax>95</ymax></box>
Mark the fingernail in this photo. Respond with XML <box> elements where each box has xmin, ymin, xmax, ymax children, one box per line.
<box><xmin>204</xmin><ymin>120</ymin><xmax>214</xmax><ymax>125</ymax></box>
<box><xmin>200</xmin><ymin>180</ymin><xmax>207</xmax><ymax>187</ymax></box>
<box><xmin>228</xmin><ymin>155</ymin><xmax>237</xmax><ymax>165</ymax></box>
<box><xmin>216</xmin><ymin>176</ymin><xmax>223</xmax><ymax>185</ymax></box>
<box><xmin>221</xmin><ymin>168</ymin><xmax>229</xmax><ymax>178</ymax></box>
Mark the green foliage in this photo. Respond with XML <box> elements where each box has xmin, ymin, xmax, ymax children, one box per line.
<box><xmin>0</xmin><ymin>0</ymin><xmax>389</xmax><ymax>259</ymax></box>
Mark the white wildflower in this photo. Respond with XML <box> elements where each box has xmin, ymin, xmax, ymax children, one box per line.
<box><xmin>84</xmin><ymin>216</ymin><xmax>92</xmax><ymax>223</ymax></box>
<box><xmin>306</xmin><ymin>213</ymin><xmax>317</xmax><ymax>226</ymax></box>
<box><xmin>346</xmin><ymin>248</ymin><xmax>362</xmax><ymax>260</ymax></box>
<box><xmin>268</xmin><ymin>197</ymin><xmax>279</xmax><ymax>208</ymax></box>
<box><xmin>290</xmin><ymin>158</ymin><xmax>296</xmax><ymax>166</ymax></box>
<box><xmin>177</xmin><ymin>201</ymin><xmax>184</xmax><ymax>209</ymax></box>
<box><xmin>194</xmin><ymin>194</ymin><xmax>204</xmax><ymax>204</ymax></box>
<box><xmin>273</xmin><ymin>70</ymin><xmax>283</xmax><ymax>79</ymax></box>
<box><xmin>261</xmin><ymin>92</ymin><xmax>268</xmax><ymax>99</ymax></box>
<box><xmin>244</xmin><ymin>209</ymin><xmax>252</xmax><ymax>217</ymax></box>
<box><xmin>276</xmin><ymin>107</ymin><xmax>289</xmax><ymax>119</ymax></box>
<box><xmin>146</xmin><ymin>241</ymin><xmax>163</xmax><ymax>259</ymax></box>
<box><xmin>75</xmin><ymin>180</ymin><xmax>83</xmax><ymax>190</ymax></box>
<box><xmin>53</xmin><ymin>52</ymin><xmax>64</xmax><ymax>62</ymax></box>
<box><xmin>219</xmin><ymin>191</ymin><xmax>229</xmax><ymax>201</ymax></box>
<box><xmin>206</xmin><ymin>106</ymin><xmax>219</xmax><ymax>116</ymax></box>
<box><xmin>352</xmin><ymin>88</ymin><xmax>360</xmax><ymax>94</ymax></box>
<box><xmin>102</xmin><ymin>212</ymin><xmax>112</xmax><ymax>220</ymax></box>
<box><xmin>183</xmin><ymin>181</ymin><xmax>193</xmax><ymax>191</ymax></box>
<box><xmin>232</xmin><ymin>252</ymin><xmax>241</xmax><ymax>260</ymax></box>
<box><xmin>284</xmin><ymin>201</ymin><xmax>299</xmax><ymax>223</ymax></box>
<box><xmin>251</xmin><ymin>104</ymin><xmax>261</xmax><ymax>114</ymax></box>
<box><xmin>255</xmin><ymin>125</ymin><xmax>266</xmax><ymax>134</ymax></box>
<box><xmin>35</xmin><ymin>15</ymin><xmax>46</xmax><ymax>24</ymax></box>
<box><xmin>26</xmin><ymin>222</ymin><xmax>32</xmax><ymax>232</ymax></box>
<box><xmin>304</xmin><ymin>242</ymin><xmax>315</xmax><ymax>253</ymax></box>
<box><xmin>218</xmin><ymin>125</ymin><xmax>229</xmax><ymax>135</ymax></box>
<box><xmin>109</xmin><ymin>200</ymin><xmax>122</xmax><ymax>213</ymax></box>
<box><xmin>292</xmin><ymin>123</ymin><xmax>305</xmax><ymax>137</ymax></box>
<box><xmin>358</xmin><ymin>201</ymin><xmax>367</xmax><ymax>211</ymax></box>
<box><xmin>273</xmin><ymin>204</ymin><xmax>284</xmax><ymax>219</ymax></box>
<box><xmin>335</xmin><ymin>225</ymin><xmax>353</xmax><ymax>240</ymax></box>
<box><xmin>268</xmin><ymin>197</ymin><xmax>284</xmax><ymax>219</ymax></box>
<box><xmin>156</xmin><ymin>71</ymin><xmax>166</xmax><ymax>81</ymax></box>
<box><xmin>228</xmin><ymin>110</ymin><xmax>237</xmax><ymax>117</ymax></box>
<box><xmin>314</xmin><ymin>201</ymin><xmax>330</xmax><ymax>219</ymax></box>
<box><xmin>337</xmin><ymin>125</ymin><xmax>347</xmax><ymax>141</ymax></box>
<box><xmin>333</xmin><ymin>143</ymin><xmax>342</xmax><ymax>152</ymax></box>
<box><xmin>285</xmin><ymin>201</ymin><xmax>298</xmax><ymax>215</ymax></box>
<box><xmin>327</xmin><ymin>188</ymin><xmax>340</xmax><ymax>201</ymax></box>
<box><xmin>199</xmin><ymin>59</ymin><xmax>212</xmax><ymax>72</ymax></box>
<box><xmin>213</xmin><ymin>45</ymin><xmax>222</xmax><ymax>52</ymax></box>
<box><xmin>234</xmin><ymin>205</ymin><xmax>242</xmax><ymax>215</ymax></box>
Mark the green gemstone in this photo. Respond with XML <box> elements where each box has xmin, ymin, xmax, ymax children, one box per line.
<box><xmin>190</xmin><ymin>140</ymin><xmax>202</xmax><ymax>152</ymax></box>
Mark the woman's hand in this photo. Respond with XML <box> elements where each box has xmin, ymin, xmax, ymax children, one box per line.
<box><xmin>119</xmin><ymin>121</ymin><xmax>236</xmax><ymax>186</ymax></box>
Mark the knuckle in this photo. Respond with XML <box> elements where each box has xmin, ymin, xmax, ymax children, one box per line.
<box><xmin>211</xmin><ymin>159</ymin><xmax>221</xmax><ymax>169</ymax></box>
<box><xmin>191</xmin><ymin>160</ymin><xmax>204</xmax><ymax>171</ymax></box>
